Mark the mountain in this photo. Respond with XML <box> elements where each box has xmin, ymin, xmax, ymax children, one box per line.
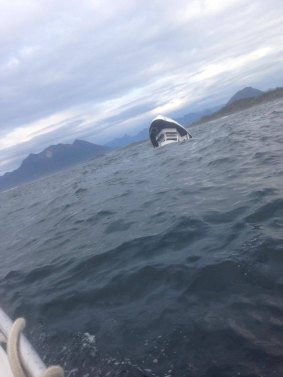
<box><xmin>196</xmin><ymin>86</ymin><xmax>283</xmax><ymax>124</ymax></box>
<box><xmin>227</xmin><ymin>87</ymin><xmax>263</xmax><ymax>105</ymax></box>
<box><xmin>176</xmin><ymin>105</ymin><xmax>223</xmax><ymax>126</ymax></box>
<box><xmin>105</xmin><ymin>128</ymin><xmax>148</xmax><ymax>148</ymax></box>
<box><xmin>0</xmin><ymin>140</ymin><xmax>110</xmax><ymax>191</ymax></box>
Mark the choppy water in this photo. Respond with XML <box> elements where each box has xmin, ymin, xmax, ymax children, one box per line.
<box><xmin>1</xmin><ymin>99</ymin><xmax>283</xmax><ymax>377</ymax></box>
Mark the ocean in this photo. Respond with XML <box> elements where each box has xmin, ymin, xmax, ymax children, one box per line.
<box><xmin>0</xmin><ymin>99</ymin><xmax>283</xmax><ymax>377</ymax></box>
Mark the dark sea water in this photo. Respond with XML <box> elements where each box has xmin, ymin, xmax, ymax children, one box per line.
<box><xmin>1</xmin><ymin>99</ymin><xmax>283</xmax><ymax>377</ymax></box>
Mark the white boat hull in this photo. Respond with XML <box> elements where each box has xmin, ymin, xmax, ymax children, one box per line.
<box><xmin>149</xmin><ymin>115</ymin><xmax>192</xmax><ymax>148</ymax></box>
<box><xmin>0</xmin><ymin>308</ymin><xmax>56</xmax><ymax>377</ymax></box>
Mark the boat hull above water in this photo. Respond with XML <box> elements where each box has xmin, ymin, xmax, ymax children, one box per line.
<box><xmin>149</xmin><ymin>115</ymin><xmax>192</xmax><ymax>147</ymax></box>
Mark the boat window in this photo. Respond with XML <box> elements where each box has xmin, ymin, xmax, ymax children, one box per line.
<box><xmin>166</xmin><ymin>132</ymin><xmax>178</xmax><ymax>137</ymax></box>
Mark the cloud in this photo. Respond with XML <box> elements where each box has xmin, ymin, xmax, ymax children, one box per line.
<box><xmin>1</xmin><ymin>0</ymin><xmax>283</xmax><ymax>173</ymax></box>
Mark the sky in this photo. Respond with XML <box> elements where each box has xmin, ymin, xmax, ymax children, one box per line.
<box><xmin>1</xmin><ymin>0</ymin><xmax>283</xmax><ymax>174</ymax></box>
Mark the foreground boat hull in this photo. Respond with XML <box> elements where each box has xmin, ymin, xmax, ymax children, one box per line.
<box><xmin>0</xmin><ymin>308</ymin><xmax>47</xmax><ymax>377</ymax></box>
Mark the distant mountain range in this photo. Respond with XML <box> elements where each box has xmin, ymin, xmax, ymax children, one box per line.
<box><xmin>0</xmin><ymin>140</ymin><xmax>110</xmax><ymax>192</ymax></box>
<box><xmin>176</xmin><ymin>105</ymin><xmax>223</xmax><ymax>126</ymax></box>
<box><xmin>106</xmin><ymin>87</ymin><xmax>277</xmax><ymax>149</ymax></box>
<box><xmin>227</xmin><ymin>87</ymin><xmax>263</xmax><ymax>104</ymax></box>
<box><xmin>196</xmin><ymin>86</ymin><xmax>283</xmax><ymax>124</ymax></box>
<box><xmin>105</xmin><ymin>87</ymin><xmax>270</xmax><ymax>148</ymax></box>
<box><xmin>106</xmin><ymin>128</ymin><xmax>149</xmax><ymax>148</ymax></box>
<box><xmin>2</xmin><ymin>86</ymin><xmax>282</xmax><ymax>192</ymax></box>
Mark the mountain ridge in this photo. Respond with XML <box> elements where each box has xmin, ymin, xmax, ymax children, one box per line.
<box><xmin>227</xmin><ymin>87</ymin><xmax>263</xmax><ymax>104</ymax></box>
<box><xmin>0</xmin><ymin>140</ymin><xmax>110</xmax><ymax>192</ymax></box>
<box><xmin>2</xmin><ymin>86</ymin><xmax>281</xmax><ymax>192</ymax></box>
<box><xmin>195</xmin><ymin>86</ymin><xmax>283</xmax><ymax>125</ymax></box>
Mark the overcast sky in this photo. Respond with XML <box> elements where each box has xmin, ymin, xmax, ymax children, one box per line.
<box><xmin>1</xmin><ymin>0</ymin><xmax>283</xmax><ymax>174</ymax></box>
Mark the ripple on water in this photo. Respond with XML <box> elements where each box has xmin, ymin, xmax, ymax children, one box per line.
<box><xmin>1</xmin><ymin>99</ymin><xmax>283</xmax><ymax>376</ymax></box>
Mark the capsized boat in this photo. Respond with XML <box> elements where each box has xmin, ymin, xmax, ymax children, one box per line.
<box><xmin>149</xmin><ymin>115</ymin><xmax>192</xmax><ymax>147</ymax></box>
<box><xmin>0</xmin><ymin>307</ymin><xmax>64</xmax><ymax>377</ymax></box>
